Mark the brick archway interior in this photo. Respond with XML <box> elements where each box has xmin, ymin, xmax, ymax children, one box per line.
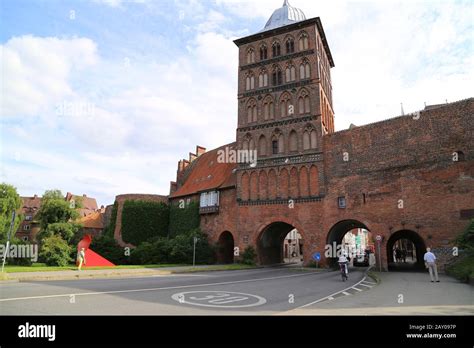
<box><xmin>386</xmin><ymin>230</ymin><xmax>426</xmax><ymax>271</ymax></box>
<box><xmin>258</xmin><ymin>222</ymin><xmax>296</xmax><ymax>265</ymax></box>
<box><xmin>217</xmin><ymin>231</ymin><xmax>234</xmax><ymax>264</ymax></box>
<box><xmin>326</xmin><ymin>219</ymin><xmax>370</xmax><ymax>266</ymax></box>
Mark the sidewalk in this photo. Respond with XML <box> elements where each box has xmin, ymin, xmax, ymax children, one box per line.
<box><xmin>285</xmin><ymin>271</ymin><xmax>474</xmax><ymax>315</ymax></box>
<box><xmin>1</xmin><ymin>265</ymin><xmax>252</xmax><ymax>282</ymax></box>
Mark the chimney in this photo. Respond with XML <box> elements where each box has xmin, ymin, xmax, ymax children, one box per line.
<box><xmin>83</xmin><ymin>194</ymin><xmax>87</xmax><ymax>197</ymax></box>
<box><xmin>183</xmin><ymin>159</ymin><xmax>190</xmax><ymax>169</ymax></box>
<box><xmin>33</xmin><ymin>194</ymin><xmax>38</xmax><ymax>199</ymax></box>
<box><xmin>189</xmin><ymin>152</ymin><xmax>197</xmax><ymax>163</ymax></box>
<box><xmin>170</xmin><ymin>181</ymin><xmax>177</xmax><ymax>195</ymax></box>
<box><xmin>196</xmin><ymin>146</ymin><xmax>206</xmax><ymax>157</ymax></box>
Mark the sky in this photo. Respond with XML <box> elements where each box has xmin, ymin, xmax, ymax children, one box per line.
<box><xmin>1</xmin><ymin>0</ymin><xmax>473</xmax><ymax>206</ymax></box>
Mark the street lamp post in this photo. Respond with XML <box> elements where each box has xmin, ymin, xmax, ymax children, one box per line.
<box><xmin>193</xmin><ymin>237</ymin><xmax>198</xmax><ymax>267</ymax></box>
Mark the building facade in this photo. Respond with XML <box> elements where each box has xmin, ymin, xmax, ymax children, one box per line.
<box><xmin>111</xmin><ymin>1</ymin><xmax>474</xmax><ymax>271</ymax></box>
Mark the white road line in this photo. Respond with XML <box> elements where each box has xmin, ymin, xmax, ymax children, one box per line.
<box><xmin>352</xmin><ymin>287</ymin><xmax>362</xmax><ymax>292</ymax></box>
<box><xmin>327</xmin><ymin>296</ymin><xmax>334</xmax><ymax>300</ymax></box>
<box><xmin>296</xmin><ymin>273</ymin><xmax>371</xmax><ymax>309</ymax></box>
<box><xmin>342</xmin><ymin>291</ymin><xmax>351</xmax><ymax>296</ymax></box>
<box><xmin>358</xmin><ymin>283</ymin><xmax>373</xmax><ymax>288</ymax></box>
<box><xmin>362</xmin><ymin>280</ymin><xmax>376</xmax><ymax>285</ymax></box>
<box><xmin>0</xmin><ymin>271</ymin><xmax>320</xmax><ymax>303</ymax></box>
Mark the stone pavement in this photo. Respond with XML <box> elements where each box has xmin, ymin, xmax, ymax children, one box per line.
<box><xmin>285</xmin><ymin>271</ymin><xmax>474</xmax><ymax>315</ymax></box>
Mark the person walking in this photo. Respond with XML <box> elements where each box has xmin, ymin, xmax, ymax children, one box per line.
<box><xmin>423</xmin><ymin>247</ymin><xmax>439</xmax><ymax>282</ymax></box>
<box><xmin>77</xmin><ymin>248</ymin><xmax>86</xmax><ymax>271</ymax></box>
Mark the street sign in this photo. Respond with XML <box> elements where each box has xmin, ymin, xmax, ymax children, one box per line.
<box><xmin>376</xmin><ymin>235</ymin><xmax>382</xmax><ymax>242</ymax></box>
<box><xmin>312</xmin><ymin>252</ymin><xmax>321</xmax><ymax>261</ymax></box>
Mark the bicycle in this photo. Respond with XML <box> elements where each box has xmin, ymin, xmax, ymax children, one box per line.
<box><xmin>339</xmin><ymin>262</ymin><xmax>348</xmax><ymax>281</ymax></box>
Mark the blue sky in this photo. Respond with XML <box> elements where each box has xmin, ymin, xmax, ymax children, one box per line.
<box><xmin>1</xmin><ymin>0</ymin><xmax>473</xmax><ymax>206</ymax></box>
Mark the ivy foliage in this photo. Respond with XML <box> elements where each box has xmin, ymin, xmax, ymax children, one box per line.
<box><xmin>104</xmin><ymin>201</ymin><xmax>118</xmax><ymax>237</ymax></box>
<box><xmin>121</xmin><ymin>200</ymin><xmax>169</xmax><ymax>245</ymax></box>
<box><xmin>169</xmin><ymin>201</ymin><xmax>200</xmax><ymax>237</ymax></box>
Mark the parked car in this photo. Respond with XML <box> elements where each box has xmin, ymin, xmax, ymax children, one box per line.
<box><xmin>353</xmin><ymin>250</ymin><xmax>370</xmax><ymax>267</ymax></box>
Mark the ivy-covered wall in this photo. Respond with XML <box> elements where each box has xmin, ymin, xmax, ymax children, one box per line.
<box><xmin>104</xmin><ymin>201</ymin><xmax>118</xmax><ymax>237</ymax></box>
<box><xmin>121</xmin><ymin>200</ymin><xmax>169</xmax><ymax>245</ymax></box>
<box><xmin>169</xmin><ymin>201</ymin><xmax>200</xmax><ymax>237</ymax></box>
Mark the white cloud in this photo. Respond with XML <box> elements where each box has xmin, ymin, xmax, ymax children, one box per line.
<box><xmin>1</xmin><ymin>36</ymin><xmax>98</xmax><ymax>117</ymax></box>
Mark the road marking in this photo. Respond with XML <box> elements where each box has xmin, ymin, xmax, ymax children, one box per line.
<box><xmin>342</xmin><ymin>291</ymin><xmax>351</xmax><ymax>296</ymax></box>
<box><xmin>171</xmin><ymin>291</ymin><xmax>266</xmax><ymax>308</ymax></box>
<box><xmin>362</xmin><ymin>280</ymin><xmax>376</xmax><ymax>285</ymax></box>
<box><xmin>359</xmin><ymin>283</ymin><xmax>373</xmax><ymax>288</ymax></box>
<box><xmin>296</xmin><ymin>267</ymin><xmax>376</xmax><ymax>309</ymax></box>
<box><xmin>0</xmin><ymin>271</ymin><xmax>320</xmax><ymax>303</ymax></box>
<box><xmin>327</xmin><ymin>296</ymin><xmax>334</xmax><ymax>300</ymax></box>
<box><xmin>352</xmin><ymin>287</ymin><xmax>362</xmax><ymax>292</ymax></box>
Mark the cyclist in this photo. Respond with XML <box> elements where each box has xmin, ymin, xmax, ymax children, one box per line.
<box><xmin>338</xmin><ymin>253</ymin><xmax>349</xmax><ymax>281</ymax></box>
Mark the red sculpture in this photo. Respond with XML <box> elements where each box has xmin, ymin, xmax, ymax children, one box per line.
<box><xmin>76</xmin><ymin>234</ymin><xmax>115</xmax><ymax>267</ymax></box>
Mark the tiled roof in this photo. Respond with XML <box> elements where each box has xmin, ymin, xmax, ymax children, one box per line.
<box><xmin>170</xmin><ymin>142</ymin><xmax>237</xmax><ymax>198</ymax></box>
<box><xmin>65</xmin><ymin>193</ymin><xmax>98</xmax><ymax>216</ymax></box>
<box><xmin>79</xmin><ymin>211</ymin><xmax>103</xmax><ymax>229</ymax></box>
<box><xmin>21</xmin><ymin>196</ymin><xmax>42</xmax><ymax>210</ymax></box>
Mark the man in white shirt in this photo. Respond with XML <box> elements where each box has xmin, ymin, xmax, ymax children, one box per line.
<box><xmin>423</xmin><ymin>248</ymin><xmax>439</xmax><ymax>282</ymax></box>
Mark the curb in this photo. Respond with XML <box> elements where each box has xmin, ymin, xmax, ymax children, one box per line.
<box><xmin>5</xmin><ymin>270</ymin><xmax>173</xmax><ymax>282</ymax></box>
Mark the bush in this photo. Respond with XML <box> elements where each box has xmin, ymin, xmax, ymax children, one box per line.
<box><xmin>89</xmin><ymin>234</ymin><xmax>130</xmax><ymax>265</ymax></box>
<box><xmin>446</xmin><ymin>255</ymin><xmax>474</xmax><ymax>283</ymax></box>
<box><xmin>121</xmin><ymin>200</ymin><xmax>169</xmax><ymax>245</ymax></box>
<box><xmin>129</xmin><ymin>229</ymin><xmax>215</xmax><ymax>265</ymax></box>
<box><xmin>241</xmin><ymin>246</ymin><xmax>257</xmax><ymax>265</ymax></box>
<box><xmin>5</xmin><ymin>237</ymin><xmax>33</xmax><ymax>266</ymax></box>
<box><xmin>130</xmin><ymin>238</ymin><xmax>171</xmax><ymax>265</ymax></box>
<box><xmin>39</xmin><ymin>235</ymin><xmax>73</xmax><ymax>266</ymax></box>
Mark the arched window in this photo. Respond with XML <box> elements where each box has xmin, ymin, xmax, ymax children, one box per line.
<box><xmin>242</xmin><ymin>136</ymin><xmax>249</xmax><ymax>151</ymax></box>
<box><xmin>246</xmin><ymin>48</ymin><xmax>255</xmax><ymax>64</ymax></box>
<box><xmin>298</xmin><ymin>90</ymin><xmax>310</xmax><ymax>114</ymax></box>
<box><xmin>278</xmin><ymin>134</ymin><xmax>284</xmax><ymax>153</ymax></box>
<box><xmin>285</xmin><ymin>37</ymin><xmax>295</xmax><ymax>54</ymax></box>
<box><xmin>272</xmin><ymin>41</ymin><xmax>281</xmax><ymax>57</ymax></box>
<box><xmin>289</xmin><ymin>130</ymin><xmax>297</xmax><ymax>152</ymax></box>
<box><xmin>249</xmin><ymin>138</ymin><xmax>255</xmax><ymax>151</ymax></box>
<box><xmin>272</xmin><ymin>66</ymin><xmax>282</xmax><ymax>86</ymax></box>
<box><xmin>279</xmin><ymin>93</ymin><xmax>292</xmax><ymax>118</ymax></box>
<box><xmin>263</xmin><ymin>96</ymin><xmax>274</xmax><ymax>120</ymax></box>
<box><xmin>247</xmin><ymin>99</ymin><xmax>257</xmax><ymax>123</ymax></box>
<box><xmin>303</xmin><ymin>131</ymin><xmax>310</xmax><ymax>150</ymax></box>
<box><xmin>258</xmin><ymin>135</ymin><xmax>267</xmax><ymax>156</ymax></box>
<box><xmin>260</xmin><ymin>44</ymin><xmax>268</xmax><ymax>60</ymax></box>
<box><xmin>259</xmin><ymin>69</ymin><xmax>268</xmax><ymax>88</ymax></box>
<box><xmin>246</xmin><ymin>72</ymin><xmax>255</xmax><ymax>91</ymax></box>
<box><xmin>299</xmin><ymin>32</ymin><xmax>309</xmax><ymax>51</ymax></box>
<box><xmin>310</xmin><ymin>130</ymin><xmax>317</xmax><ymax>148</ymax></box>
<box><xmin>300</xmin><ymin>61</ymin><xmax>311</xmax><ymax>79</ymax></box>
<box><xmin>285</xmin><ymin>64</ymin><xmax>296</xmax><ymax>82</ymax></box>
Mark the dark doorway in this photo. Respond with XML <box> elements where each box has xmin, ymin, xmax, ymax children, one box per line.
<box><xmin>387</xmin><ymin>230</ymin><xmax>426</xmax><ymax>271</ymax></box>
<box><xmin>217</xmin><ymin>231</ymin><xmax>234</xmax><ymax>264</ymax></box>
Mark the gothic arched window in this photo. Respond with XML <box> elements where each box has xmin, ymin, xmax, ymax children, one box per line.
<box><xmin>286</xmin><ymin>37</ymin><xmax>295</xmax><ymax>54</ymax></box>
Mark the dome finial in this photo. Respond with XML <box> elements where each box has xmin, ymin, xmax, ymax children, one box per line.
<box><xmin>283</xmin><ymin>0</ymin><xmax>289</xmax><ymax>6</ymax></box>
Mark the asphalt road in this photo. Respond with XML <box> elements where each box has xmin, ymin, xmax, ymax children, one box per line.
<box><xmin>0</xmin><ymin>266</ymin><xmax>368</xmax><ymax>315</ymax></box>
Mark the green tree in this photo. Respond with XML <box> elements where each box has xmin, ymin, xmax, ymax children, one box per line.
<box><xmin>37</xmin><ymin>222</ymin><xmax>82</xmax><ymax>244</ymax></box>
<box><xmin>36</xmin><ymin>190</ymin><xmax>79</xmax><ymax>230</ymax></box>
<box><xmin>39</xmin><ymin>235</ymin><xmax>73</xmax><ymax>266</ymax></box>
<box><xmin>0</xmin><ymin>183</ymin><xmax>22</xmax><ymax>241</ymax></box>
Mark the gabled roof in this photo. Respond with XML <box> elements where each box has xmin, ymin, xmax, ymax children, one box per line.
<box><xmin>170</xmin><ymin>142</ymin><xmax>237</xmax><ymax>198</ymax></box>
<box><xmin>65</xmin><ymin>192</ymin><xmax>98</xmax><ymax>216</ymax></box>
<box><xmin>21</xmin><ymin>196</ymin><xmax>42</xmax><ymax>210</ymax></box>
<box><xmin>79</xmin><ymin>211</ymin><xmax>103</xmax><ymax>229</ymax></box>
